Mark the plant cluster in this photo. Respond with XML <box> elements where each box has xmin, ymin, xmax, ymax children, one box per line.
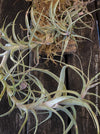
<box><xmin>25</xmin><ymin>0</ymin><xmax>94</xmax><ymax>61</ymax></box>
<box><xmin>0</xmin><ymin>0</ymin><xmax>100</xmax><ymax>134</ymax></box>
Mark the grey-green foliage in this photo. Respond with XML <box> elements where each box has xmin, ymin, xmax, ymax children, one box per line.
<box><xmin>0</xmin><ymin>0</ymin><xmax>100</xmax><ymax>134</ymax></box>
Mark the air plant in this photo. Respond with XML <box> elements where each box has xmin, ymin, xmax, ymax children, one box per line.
<box><xmin>0</xmin><ymin>48</ymin><xmax>100</xmax><ymax>134</ymax></box>
<box><xmin>25</xmin><ymin>0</ymin><xmax>95</xmax><ymax>61</ymax></box>
<box><xmin>0</xmin><ymin>0</ymin><xmax>100</xmax><ymax>134</ymax></box>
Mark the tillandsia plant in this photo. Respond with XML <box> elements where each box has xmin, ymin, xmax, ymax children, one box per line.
<box><xmin>0</xmin><ymin>48</ymin><xmax>100</xmax><ymax>134</ymax></box>
<box><xmin>24</xmin><ymin>0</ymin><xmax>95</xmax><ymax>62</ymax></box>
<box><xmin>0</xmin><ymin>0</ymin><xmax>100</xmax><ymax>134</ymax></box>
